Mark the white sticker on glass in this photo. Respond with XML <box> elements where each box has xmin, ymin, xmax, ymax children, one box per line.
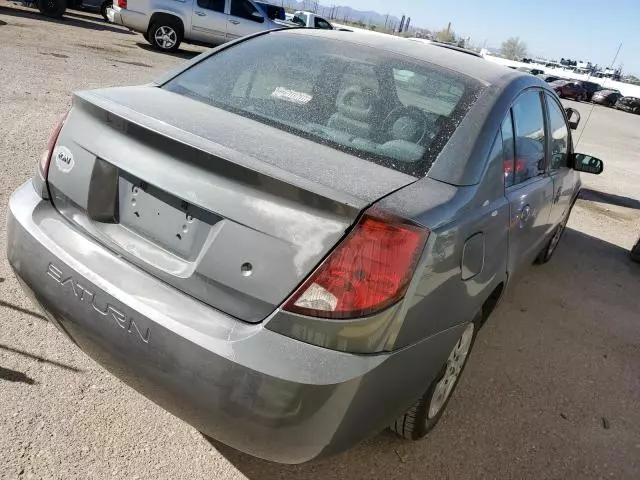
<box><xmin>271</xmin><ymin>87</ymin><xmax>312</xmax><ymax>105</ymax></box>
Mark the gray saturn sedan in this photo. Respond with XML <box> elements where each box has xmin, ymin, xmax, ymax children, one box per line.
<box><xmin>6</xmin><ymin>29</ymin><xmax>603</xmax><ymax>463</ymax></box>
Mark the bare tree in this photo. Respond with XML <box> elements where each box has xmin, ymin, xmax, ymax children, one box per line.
<box><xmin>501</xmin><ymin>37</ymin><xmax>528</xmax><ymax>60</ymax></box>
<box><xmin>434</xmin><ymin>28</ymin><xmax>456</xmax><ymax>43</ymax></box>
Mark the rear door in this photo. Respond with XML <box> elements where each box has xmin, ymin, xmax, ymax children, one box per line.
<box><xmin>226</xmin><ymin>0</ymin><xmax>265</xmax><ymax>40</ymax></box>
<box><xmin>191</xmin><ymin>0</ymin><xmax>228</xmax><ymax>44</ymax></box>
<box><xmin>504</xmin><ymin>89</ymin><xmax>554</xmax><ymax>274</ymax></box>
<box><xmin>544</xmin><ymin>92</ymin><xmax>576</xmax><ymax>227</ymax></box>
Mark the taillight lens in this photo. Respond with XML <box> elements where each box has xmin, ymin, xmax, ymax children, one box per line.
<box><xmin>283</xmin><ymin>208</ymin><xmax>429</xmax><ymax>319</ymax></box>
<box><xmin>117</xmin><ymin>0</ymin><xmax>126</xmax><ymax>8</ymax></box>
<box><xmin>39</xmin><ymin>112</ymin><xmax>69</xmax><ymax>179</ymax></box>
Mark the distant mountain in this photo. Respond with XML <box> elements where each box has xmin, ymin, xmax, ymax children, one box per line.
<box><xmin>278</xmin><ymin>0</ymin><xmax>402</xmax><ymax>27</ymax></box>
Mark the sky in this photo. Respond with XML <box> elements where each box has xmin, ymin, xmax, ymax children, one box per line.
<box><xmin>333</xmin><ymin>0</ymin><xmax>639</xmax><ymax>76</ymax></box>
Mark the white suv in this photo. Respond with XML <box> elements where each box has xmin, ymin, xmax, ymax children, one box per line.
<box><xmin>108</xmin><ymin>0</ymin><xmax>285</xmax><ymax>51</ymax></box>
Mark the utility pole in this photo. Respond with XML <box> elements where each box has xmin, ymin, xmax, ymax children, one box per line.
<box><xmin>609</xmin><ymin>42</ymin><xmax>622</xmax><ymax>69</ymax></box>
<box><xmin>384</xmin><ymin>13</ymin><xmax>389</xmax><ymax>28</ymax></box>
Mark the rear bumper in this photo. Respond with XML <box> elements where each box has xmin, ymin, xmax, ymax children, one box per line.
<box><xmin>6</xmin><ymin>181</ymin><xmax>462</xmax><ymax>463</ymax></box>
<box><xmin>107</xmin><ymin>6</ymin><xmax>148</xmax><ymax>33</ymax></box>
<box><xmin>106</xmin><ymin>7</ymin><xmax>121</xmax><ymax>24</ymax></box>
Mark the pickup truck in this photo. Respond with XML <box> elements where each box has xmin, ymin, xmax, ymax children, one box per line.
<box><xmin>109</xmin><ymin>0</ymin><xmax>293</xmax><ymax>52</ymax></box>
<box><xmin>287</xmin><ymin>10</ymin><xmax>334</xmax><ymax>30</ymax></box>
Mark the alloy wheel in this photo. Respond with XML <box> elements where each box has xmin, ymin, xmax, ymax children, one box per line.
<box><xmin>154</xmin><ymin>26</ymin><xmax>177</xmax><ymax>50</ymax></box>
<box><xmin>428</xmin><ymin>323</ymin><xmax>475</xmax><ymax>420</ymax></box>
<box><xmin>547</xmin><ymin>214</ymin><xmax>568</xmax><ymax>257</ymax></box>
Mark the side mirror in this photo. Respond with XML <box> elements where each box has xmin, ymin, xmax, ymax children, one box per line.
<box><xmin>251</xmin><ymin>11</ymin><xmax>265</xmax><ymax>23</ymax></box>
<box><xmin>572</xmin><ymin>153</ymin><xmax>604</xmax><ymax>175</ymax></box>
<box><xmin>565</xmin><ymin>107</ymin><xmax>580</xmax><ymax>129</ymax></box>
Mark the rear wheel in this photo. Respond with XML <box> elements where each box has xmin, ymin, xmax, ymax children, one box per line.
<box><xmin>534</xmin><ymin>208</ymin><xmax>570</xmax><ymax>264</ymax></box>
<box><xmin>100</xmin><ymin>0</ymin><xmax>112</xmax><ymax>21</ymax></box>
<box><xmin>37</xmin><ymin>0</ymin><xmax>66</xmax><ymax>18</ymax></box>
<box><xmin>148</xmin><ymin>19</ymin><xmax>183</xmax><ymax>52</ymax></box>
<box><xmin>631</xmin><ymin>239</ymin><xmax>640</xmax><ymax>263</ymax></box>
<box><xmin>390</xmin><ymin>314</ymin><xmax>479</xmax><ymax>440</ymax></box>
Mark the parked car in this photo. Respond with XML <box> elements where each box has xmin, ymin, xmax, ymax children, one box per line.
<box><xmin>551</xmin><ymin>80</ymin><xmax>587</xmax><ymax>101</ymax></box>
<box><xmin>288</xmin><ymin>10</ymin><xmax>333</xmax><ymax>29</ymax></box>
<box><xmin>408</xmin><ymin>38</ymin><xmax>483</xmax><ymax>57</ymax></box>
<box><xmin>538</xmin><ymin>74</ymin><xmax>562</xmax><ymax>83</ymax></box>
<box><xmin>578</xmin><ymin>80</ymin><xmax>602</xmax><ymax>101</ymax></box>
<box><xmin>79</xmin><ymin>0</ymin><xmax>113</xmax><ymax>20</ymax></box>
<box><xmin>108</xmin><ymin>0</ymin><xmax>291</xmax><ymax>51</ymax></box>
<box><xmin>616</xmin><ymin>96</ymin><xmax>640</xmax><ymax>114</ymax></box>
<box><xmin>6</xmin><ymin>29</ymin><xmax>604</xmax><ymax>464</ymax></box>
<box><xmin>517</xmin><ymin>67</ymin><xmax>544</xmax><ymax>76</ymax></box>
<box><xmin>591</xmin><ymin>89</ymin><xmax>623</xmax><ymax>107</ymax></box>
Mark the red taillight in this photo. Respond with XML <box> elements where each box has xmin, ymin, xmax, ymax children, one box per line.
<box><xmin>283</xmin><ymin>209</ymin><xmax>429</xmax><ymax>319</ymax></box>
<box><xmin>117</xmin><ymin>0</ymin><xmax>126</xmax><ymax>8</ymax></box>
<box><xmin>39</xmin><ymin>112</ymin><xmax>69</xmax><ymax>179</ymax></box>
<box><xmin>504</xmin><ymin>159</ymin><xmax>527</xmax><ymax>177</ymax></box>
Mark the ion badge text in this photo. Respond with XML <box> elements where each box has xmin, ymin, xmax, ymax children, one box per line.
<box><xmin>47</xmin><ymin>263</ymin><xmax>150</xmax><ymax>343</ymax></box>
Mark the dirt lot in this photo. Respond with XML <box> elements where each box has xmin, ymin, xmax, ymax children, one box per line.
<box><xmin>1</xmin><ymin>6</ymin><xmax>639</xmax><ymax>480</ymax></box>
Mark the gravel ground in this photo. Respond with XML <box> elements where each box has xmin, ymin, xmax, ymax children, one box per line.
<box><xmin>1</xmin><ymin>7</ymin><xmax>639</xmax><ymax>479</ymax></box>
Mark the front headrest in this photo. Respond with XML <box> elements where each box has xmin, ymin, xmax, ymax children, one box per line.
<box><xmin>336</xmin><ymin>86</ymin><xmax>377</xmax><ymax>121</ymax></box>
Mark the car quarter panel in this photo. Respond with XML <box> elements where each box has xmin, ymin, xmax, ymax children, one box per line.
<box><xmin>120</xmin><ymin>0</ymin><xmax>193</xmax><ymax>34</ymax></box>
<box><xmin>7</xmin><ymin>181</ymin><xmax>465</xmax><ymax>463</ymax></box>
<box><xmin>378</xmin><ymin>172</ymin><xmax>509</xmax><ymax>349</ymax></box>
<box><xmin>381</xmin><ymin>80</ymin><xmax>555</xmax><ymax>348</ymax></box>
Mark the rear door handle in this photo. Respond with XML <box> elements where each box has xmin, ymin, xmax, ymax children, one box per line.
<box><xmin>194</xmin><ymin>11</ymin><xmax>206</xmax><ymax>16</ymax></box>
<box><xmin>228</xmin><ymin>19</ymin><xmax>240</xmax><ymax>24</ymax></box>
<box><xmin>519</xmin><ymin>204</ymin><xmax>532</xmax><ymax>228</ymax></box>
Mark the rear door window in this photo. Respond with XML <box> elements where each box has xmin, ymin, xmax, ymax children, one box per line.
<box><xmin>501</xmin><ymin>112</ymin><xmax>516</xmax><ymax>188</ymax></box>
<box><xmin>163</xmin><ymin>33</ymin><xmax>484</xmax><ymax>176</ymax></box>
<box><xmin>197</xmin><ymin>0</ymin><xmax>225</xmax><ymax>12</ymax></box>
<box><xmin>511</xmin><ymin>90</ymin><xmax>546</xmax><ymax>184</ymax></box>
<box><xmin>230</xmin><ymin>0</ymin><xmax>260</xmax><ymax>19</ymax></box>
<box><xmin>545</xmin><ymin>93</ymin><xmax>570</xmax><ymax>171</ymax></box>
<box><xmin>314</xmin><ymin>17</ymin><xmax>332</xmax><ymax>29</ymax></box>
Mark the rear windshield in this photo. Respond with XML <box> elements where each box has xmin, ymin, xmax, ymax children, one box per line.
<box><xmin>163</xmin><ymin>33</ymin><xmax>483</xmax><ymax>176</ymax></box>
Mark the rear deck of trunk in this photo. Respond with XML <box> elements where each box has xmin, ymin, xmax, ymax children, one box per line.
<box><xmin>45</xmin><ymin>87</ymin><xmax>415</xmax><ymax>322</ymax></box>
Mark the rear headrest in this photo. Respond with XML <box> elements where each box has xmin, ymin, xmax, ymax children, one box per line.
<box><xmin>335</xmin><ymin>86</ymin><xmax>377</xmax><ymax>121</ymax></box>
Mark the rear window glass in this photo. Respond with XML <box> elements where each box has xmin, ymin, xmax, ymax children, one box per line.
<box><xmin>163</xmin><ymin>33</ymin><xmax>483</xmax><ymax>175</ymax></box>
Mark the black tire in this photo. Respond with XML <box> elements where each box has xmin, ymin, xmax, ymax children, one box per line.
<box><xmin>534</xmin><ymin>206</ymin><xmax>572</xmax><ymax>265</ymax></box>
<box><xmin>631</xmin><ymin>239</ymin><xmax>640</xmax><ymax>263</ymax></box>
<box><xmin>100</xmin><ymin>0</ymin><xmax>112</xmax><ymax>21</ymax></box>
<box><xmin>390</xmin><ymin>312</ymin><xmax>480</xmax><ymax>440</ymax></box>
<box><xmin>37</xmin><ymin>0</ymin><xmax>66</xmax><ymax>18</ymax></box>
<box><xmin>148</xmin><ymin>18</ymin><xmax>183</xmax><ymax>52</ymax></box>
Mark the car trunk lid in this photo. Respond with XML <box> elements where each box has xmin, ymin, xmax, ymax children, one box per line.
<box><xmin>46</xmin><ymin>86</ymin><xmax>416</xmax><ymax>322</ymax></box>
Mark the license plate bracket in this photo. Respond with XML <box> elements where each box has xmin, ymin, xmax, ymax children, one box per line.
<box><xmin>118</xmin><ymin>172</ymin><xmax>219</xmax><ymax>260</ymax></box>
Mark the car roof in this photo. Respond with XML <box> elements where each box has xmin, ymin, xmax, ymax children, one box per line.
<box><xmin>281</xmin><ymin>29</ymin><xmax>531</xmax><ymax>86</ymax></box>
